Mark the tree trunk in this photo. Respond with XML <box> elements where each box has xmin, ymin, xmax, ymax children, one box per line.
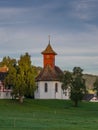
<box><xmin>74</xmin><ymin>100</ymin><xmax>78</xmax><ymax>107</ymax></box>
<box><xmin>19</xmin><ymin>96</ymin><xmax>23</xmax><ymax>103</ymax></box>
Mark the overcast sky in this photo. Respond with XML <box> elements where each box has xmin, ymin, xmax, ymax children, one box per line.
<box><xmin>0</xmin><ymin>0</ymin><xmax>98</xmax><ymax>75</ymax></box>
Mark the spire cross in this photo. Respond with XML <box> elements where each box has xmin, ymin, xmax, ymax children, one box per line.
<box><xmin>48</xmin><ymin>35</ymin><xmax>50</xmax><ymax>44</ymax></box>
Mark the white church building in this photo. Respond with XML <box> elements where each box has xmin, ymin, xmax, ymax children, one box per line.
<box><xmin>34</xmin><ymin>40</ymin><xmax>70</xmax><ymax>99</ymax></box>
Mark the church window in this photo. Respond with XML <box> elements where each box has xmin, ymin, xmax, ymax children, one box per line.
<box><xmin>45</xmin><ymin>83</ymin><xmax>48</xmax><ymax>92</ymax></box>
<box><xmin>36</xmin><ymin>83</ymin><xmax>38</xmax><ymax>92</ymax></box>
<box><xmin>55</xmin><ymin>83</ymin><xmax>58</xmax><ymax>92</ymax></box>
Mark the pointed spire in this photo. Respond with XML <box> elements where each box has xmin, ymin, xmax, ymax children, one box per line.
<box><xmin>48</xmin><ymin>35</ymin><xmax>50</xmax><ymax>44</ymax></box>
<box><xmin>41</xmin><ymin>36</ymin><xmax>57</xmax><ymax>55</ymax></box>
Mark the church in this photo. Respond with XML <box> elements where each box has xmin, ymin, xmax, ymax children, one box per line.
<box><xmin>34</xmin><ymin>39</ymin><xmax>70</xmax><ymax>99</ymax></box>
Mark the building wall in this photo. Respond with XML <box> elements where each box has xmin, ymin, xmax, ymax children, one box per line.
<box><xmin>34</xmin><ymin>81</ymin><xmax>70</xmax><ymax>99</ymax></box>
<box><xmin>0</xmin><ymin>91</ymin><xmax>12</xmax><ymax>99</ymax></box>
<box><xmin>0</xmin><ymin>81</ymin><xmax>12</xmax><ymax>99</ymax></box>
<box><xmin>43</xmin><ymin>54</ymin><xmax>55</xmax><ymax>68</ymax></box>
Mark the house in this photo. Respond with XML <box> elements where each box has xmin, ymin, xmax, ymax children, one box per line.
<box><xmin>34</xmin><ymin>39</ymin><xmax>70</xmax><ymax>99</ymax></box>
<box><xmin>83</xmin><ymin>94</ymin><xmax>98</xmax><ymax>102</ymax></box>
<box><xmin>0</xmin><ymin>66</ymin><xmax>12</xmax><ymax>99</ymax></box>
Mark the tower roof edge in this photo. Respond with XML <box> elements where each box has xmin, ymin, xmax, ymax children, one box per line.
<box><xmin>41</xmin><ymin>43</ymin><xmax>57</xmax><ymax>55</ymax></box>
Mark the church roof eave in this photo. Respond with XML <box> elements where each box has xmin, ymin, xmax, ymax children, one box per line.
<box><xmin>35</xmin><ymin>65</ymin><xmax>63</xmax><ymax>82</ymax></box>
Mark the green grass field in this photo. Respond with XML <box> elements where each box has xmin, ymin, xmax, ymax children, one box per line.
<box><xmin>0</xmin><ymin>99</ymin><xmax>98</xmax><ymax>130</ymax></box>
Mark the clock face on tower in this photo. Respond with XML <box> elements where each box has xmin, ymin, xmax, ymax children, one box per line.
<box><xmin>46</xmin><ymin>55</ymin><xmax>50</xmax><ymax>59</ymax></box>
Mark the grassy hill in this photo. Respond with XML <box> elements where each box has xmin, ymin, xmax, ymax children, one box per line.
<box><xmin>64</xmin><ymin>70</ymin><xmax>98</xmax><ymax>91</ymax></box>
<box><xmin>0</xmin><ymin>99</ymin><xmax>98</xmax><ymax>130</ymax></box>
<box><xmin>83</xmin><ymin>74</ymin><xmax>97</xmax><ymax>90</ymax></box>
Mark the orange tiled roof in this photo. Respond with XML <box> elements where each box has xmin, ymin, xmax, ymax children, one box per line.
<box><xmin>0</xmin><ymin>66</ymin><xmax>8</xmax><ymax>72</ymax></box>
<box><xmin>41</xmin><ymin>43</ymin><xmax>57</xmax><ymax>55</ymax></box>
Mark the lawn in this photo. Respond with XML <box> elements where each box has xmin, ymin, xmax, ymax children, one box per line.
<box><xmin>0</xmin><ymin>99</ymin><xmax>98</xmax><ymax>130</ymax></box>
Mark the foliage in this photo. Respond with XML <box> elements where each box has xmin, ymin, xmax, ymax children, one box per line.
<box><xmin>0</xmin><ymin>56</ymin><xmax>16</xmax><ymax>67</ymax></box>
<box><xmin>61</xmin><ymin>71</ymin><xmax>72</xmax><ymax>90</ymax></box>
<box><xmin>13</xmin><ymin>53</ymin><xmax>37</xmax><ymax>103</ymax></box>
<box><xmin>1</xmin><ymin>53</ymin><xmax>37</xmax><ymax>103</ymax></box>
<box><xmin>62</xmin><ymin>67</ymin><xmax>86</xmax><ymax>107</ymax></box>
<box><xmin>2</xmin><ymin>57</ymin><xmax>17</xmax><ymax>89</ymax></box>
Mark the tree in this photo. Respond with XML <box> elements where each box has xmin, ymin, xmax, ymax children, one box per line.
<box><xmin>93</xmin><ymin>77</ymin><xmax>98</xmax><ymax>96</ymax></box>
<box><xmin>2</xmin><ymin>57</ymin><xmax>17</xmax><ymax>90</ymax></box>
<box><xmin>71</xmin><ymin>67</ymin><xmax>86</xmax><ymax>107</ymax></box>
<box><xmin>0</xmin><ymin>56</ymin><xmax>16</xmax><ymax>68</ymax></box>
<box><xmin>12</xmin><ymin>53</ymin><xmax>37</xmax><ymax>103</ymax></box>
<box><xmin>61</xmin><ymin>71</ymin><xmax>72</xmax><ymax>91</ymax></box>
<box><xmin>3</xmin><ymin>53</ymin><xmax>37</xmax><ymax>103</ymax></box>
<box><xmin>62</xmin><ymin>67</ymin><xmax>86</xmax><ymax>107</ymax></box>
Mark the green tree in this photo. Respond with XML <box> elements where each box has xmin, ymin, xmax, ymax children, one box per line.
<box><xmin>12</xmin><ymin>53</ymin><xmax>37</xmax><ymax>103</ymax></box>
<box><xmin>93</xmin><ymin>77</ymin><xmax>98</xmax><ymax>96</ymax></box>
<box><xmin>61</xmin><ymin>71</ymin><xmax>72</xmax><ymax>91</ymax></box>
<box><xmin>62</xmin><ymin>67</ymin><xmax>86</xmax><ymax>107</ymax></box>
<box><xmin>0</xmin><ymin>56</ymin><xmax>16</xmax><ymax>67</ymax></box>
<box><xmin>2</xmin><ymin>57</ymin><xmax>17</xmax><ymax>90</ymax></box>
<box><xmin>71</xmin><ymin>67</ymin><xmax>86</xmax><ymax>107</ymax></box>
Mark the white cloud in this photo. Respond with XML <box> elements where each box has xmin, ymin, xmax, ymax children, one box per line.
<box><xmin>70</xmin><ymin>0</ymin><xmax>98</xmax><ymax>21</ymax></box>
<box><xmin>0</xmin><ymin>0</ymin><xmax>98</xmax><ymax>75</ymax></box>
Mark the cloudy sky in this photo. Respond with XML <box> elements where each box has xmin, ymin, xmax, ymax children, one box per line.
<box><xmin>0</xmin><ymin>0</ymin><xmax>98</xmax><ymax>75</ymax></box>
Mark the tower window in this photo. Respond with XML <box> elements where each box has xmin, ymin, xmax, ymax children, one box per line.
<box><xmin>45</xmin><ymin>83</ymin><xmax>48</xmax><ymax>92</ymax></box>
<box><xmin>55</xmin><ymin>83</ymin><xmax>58</xmax><ymax>93</ymax></box>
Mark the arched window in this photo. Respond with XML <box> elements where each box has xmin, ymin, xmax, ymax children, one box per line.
<box><xmin>45</xmin><ymin>83</ymin><xmax>48</xmax><ymax>92</ymax></box>
<box><xmin>55</xmin><ymin>83</ymin><xmax>58</xmax><ymax>93</ymax></box>
<box><xmin>36</xmin><ymin>83</ymin><xmax>39</xmax><ymax>92</ymax></box>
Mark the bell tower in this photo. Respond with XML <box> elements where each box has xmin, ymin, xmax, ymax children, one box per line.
<box><xmin>41</xmin><ymin>36</ymin><xmax>57</xmax><ymax>68</ymax></box>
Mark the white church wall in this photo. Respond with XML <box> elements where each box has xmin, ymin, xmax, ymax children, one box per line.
<box><xmin>39</xmin><ymin>81</ymin><xmax>54</xmax><ymax>99</ymax></box>
<box><xmin>34</xmin><ymin>81</ymin><xmax>70</xmax><ymax>99</ymax></box>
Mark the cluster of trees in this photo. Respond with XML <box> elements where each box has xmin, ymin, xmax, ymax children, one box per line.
<box><xmin>0</xmin><ymin>53</ymin><xmax>38</xmax><ymax>103</ymax></box>
<box><xmin>62</xmin><ymin>67</ymin><xmax>98</xmax><ymax>107</ymax></box>
<box><xmin>0</xmin><ymin>53</ymin><xmax>98</xmax><ymax>107</ymax></box>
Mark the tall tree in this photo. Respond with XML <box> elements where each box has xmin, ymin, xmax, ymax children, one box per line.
<box><xmin>13</xmin><ymin>53</ymin><xmax>37</xmax><ymax>103</ymax></box>
<box><xmin>71</xmin><ymin>67</ymin><xmax>86</xmax><ymax>107</ymax></box>
<box><xmin>62</xmin><ymin>67</ymin><xmax>86</xmax><ymax>107</ymax></box>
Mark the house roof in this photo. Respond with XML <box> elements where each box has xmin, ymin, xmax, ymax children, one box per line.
<box><xmin>0</xmin><ymin>66</ymin><xmax>8</xmax><ymax>81</ymax></box>
<box><xmin>41</xmin><ymin>43</ymin><xmax>57</xmax><ymax>55</ymax></box>
<box><xmin>36</xmin><ymin>65</ymin><xmax>63</xmax><ymax>81</ymax></box>
<box><xmin>83</xmin><ymin>94</ymin><xmax>95</xmax><ymax>101</ymax></box>
<box><xmin>0</xmin><ymin>65</ymin><xmax>8</xmax><ymax>73</ymax></box>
